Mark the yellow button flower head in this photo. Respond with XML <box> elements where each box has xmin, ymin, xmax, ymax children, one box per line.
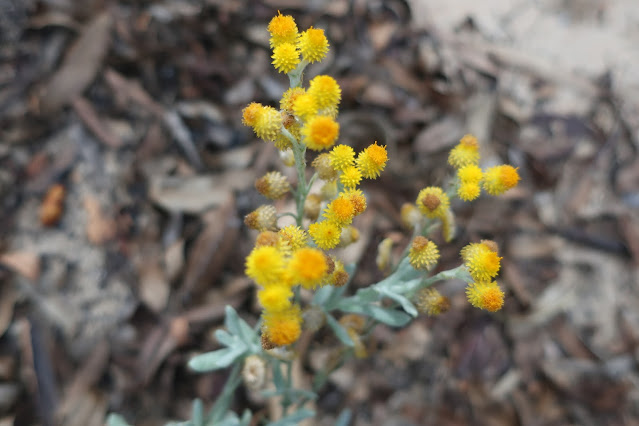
<box><xmin>308</xmin><ymin>75</ymin><xmax>341</xmax><ymax>110</ymax></box>
<box><xmin>258</xmin><ymin>285</ymin><xmax>293</xmax><ymax>312</ymax></box>
<box><xmin>376</xmin><ymin>237</ymin><xmax>394</xmax><ymax>272</ymax></box>
<box><xmin>340</xmin><ymin>166</ymin><xmax>362</xmax><ymax>188</ymax></box>
<box><xmin>458</xmin><ymin>182</ymin><xmax>480</xmax><ymax>201</ymax></box>
<box><xmin>329</xmin><ymin>144</ymin><xmax>355</xmax><ymax>171</ymax></box>
<box><xmin>298</xmin><ymin>27</ymin><xmax>329</xmax><ymax>62</ymax></box>
<box><xmin>278</xmin><ymin>225</ymin><xmax>308</xmax><ymax>252</ymax></box>
<box><xmin>338</xmin><ymin>225</ymin><xmax>360</xmax><ymax>247</ymax></box>
<box><xmin>356</xmin><ymin>142</ymin><xmax>388</xmax><ymax>179</ymax></box>
<box><xmin>245</xmin><ymin>245</ymin><xmax>285</xmax><ymax>286</ymax></box>
<box><xmin>302</xmin><ymin>115</ymin><xmax>339</xmax><ymax>150</ymax></box>
<box><xmin>272</xmin><ymin>42</ymin><xmax>300</xmax><ymax>74</ymax></box>
<box><xmin>242</xmin><ymin>102</ymin><xmax>264</xmax><ymax>127</ymax></box>
<box><xmin>289</xmin><ymin>247</ymin><xmax>328</xmax><ymax>289</ymax></box>
<box><xmin>244</xmin><ymin>205</ymin><xmax>278</xmax><ymax>231</ymax></box>
<box><xmin>408</xmin><ymin>236</ymin><xmax>440</xmax><ymax>270</ymax></box>
<box><xmin>342</xmin><ymin>188</ymin><xmax>367</xmax><ymax>216</ymax></box>
<box><xmin>292</xmin><ymin>92</ymin><xmax>318</xmax><ymax>121</ymax></box>
<box><xmin>482</xmin><ymin>165</ymin><xmax>520</xmax><ymax>195</ymax></box>
<box><xmin>448</xmin><ymin>134</ymin><xmax>480</xmax><ymax>169</ymax></box>
<box><xmin>263</xmin><ymin>305</ymin><xmax>302</xmax><ymax>346</ymax></box>
<box><xmin>309</xmin><ymin>220</ymin><xmax>341</xmax><ymax>249</ymax></box>
<box><xmin>242</xmin><ymin>104</ymin><xmax>281</xmax><ymax>142</ymax></box>
<box><xmin>280</xmin><ymin>87</ymin><xmax>306</xmax><ymax>113</ymax></box>
<box><xmin>457</xmin><ymin>163</ymin><xmax>483</xmax><ymax>201</ymax></box>
<box><xmin>304</xmin><ymin>193</ymin><xmax>322</xmax><ymax>221</ymax></box>
<box><xmin>312</xmin><ymin>153</ymin><xmax>338</xmax><ymax>181</ymax></box>
<box><xmin>416</xmin><ymin>187</ymin><xmax>450</xmax><ymax>219</ymax></box>
<box><xmin>441</xmin><ymin>208</ymin><xmax>456</xmax><ymax>243</ymax></box>
<box><xmin>461</xmin><ymin>242</ymin><xmax>502</xmax><ymax>282</ymax></box>
<box><xmin>466</xmin><ymin>281</ymin><xmax>505</xmax><ymax>312</ymax></box>
<box><xmin>320</xmin><ymin>180</ymin><xmax>338</xmax><ymax>200</ymax></box>
<box><xmin>329</xmin><ymin>259</ymin><xmax>349</xmax><ymax>287</ymax></box>
<box><xmin>255</xmin><ymin>171</ymin><xmax>290</xmax><ymax>200</ymax></box>
<box><xmin>323</xmin><ymin>196</ymin><xmax>355</xmax><ymax>226</ymax></box>
<box><xmin>400</xmin><ymin>203</ymin><xmax>421</xmax><ymax>229</ymax></box>
<box><xmin>255</xmin><ymin>230</ymin><xmax>279</xmax><ymax>247</ymax></box>
<box><xmin>268</xmin><ymin>12</ymin><xmax>298</xmax><ymax>47</ymax></box>
<box><xmin>415</xmin><ymin>288</ymin><xmax>450</xmax><ymax>316</ymax></box>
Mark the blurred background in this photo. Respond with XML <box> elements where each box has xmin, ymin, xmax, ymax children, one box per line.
<box><xmin>1</xmin><ymin>0</ymin><xmax>639</xmax><ymax>424</ymax></box>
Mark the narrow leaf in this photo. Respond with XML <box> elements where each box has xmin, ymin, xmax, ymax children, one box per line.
<box><xmin>326</xmin><ymin>315</ymin><xmax>355</xmax><ymax>347</ymax></box>
<box><xmin>188</xmin><ymin>345</ymin><xmax>247</xmax><ymax>372</ymax></box>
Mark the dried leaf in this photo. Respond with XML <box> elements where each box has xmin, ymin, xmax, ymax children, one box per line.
<box><xmin>83</xmin><ymin>196</ymin><xmax>115</xmax><ymax>245</ymax></box>
<box><xmin>40</xmin><ymin>12</ymin><xmax>112</xmax><ymax>113</ymax></box>
<box><xmin>0</xmin><ymin>251</ymin><xmax>41</xmax><ymax>281</ymax></box>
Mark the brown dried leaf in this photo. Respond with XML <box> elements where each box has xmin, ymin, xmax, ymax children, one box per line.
<box><xmin>0</xmin><ymin>251</ymin><xmax>41</xmax><ymax>281</ymax></box>
<box><xmin>83</xmin><ymin>196</ymin><xmax>115</xmax><ymax>245</ymax></box>
<box><xmin>138</xmin><ymin>262</ymin><xmax>170</xmax><ymax>313</ymax></box>
<box><xmin>413</xmin><ymin>116</ymin><xmax>464</xmax><ymax>153</ymax></box>
<box><xmin>40</xmin><ymin>12</ymin><xmax>112</xmax><ymax>113</ymax></box>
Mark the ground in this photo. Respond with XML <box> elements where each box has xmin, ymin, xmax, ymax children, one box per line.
<box><xmin>1</xmin><ymin>0</ymin><xmax>639</xmax><ymax>425</ymax></box>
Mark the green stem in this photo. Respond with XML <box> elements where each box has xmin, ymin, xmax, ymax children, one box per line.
<box><xmin>288</xmin><ymin>60</ymin><xmax>309</xmax><ymax>88</ymax></box>
<box><xmin>281</xmin><ymin>359</ymin><xmax>294</xmax><ymax>415</ymax></box>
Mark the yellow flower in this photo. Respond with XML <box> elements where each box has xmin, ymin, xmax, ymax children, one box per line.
<box><xmin>466</xmin><ymin>281</ymin><xmax>505</xmax><ymax>312</ymax></box>
<box><xmin>292</xmin><ymin>93</ymin><xmax>318</xmax><ymax>121</ymax></box>
<box><xmin>272</xmin><ymin>42</ymin><xmax>300</xmax><ymax>73</ymax></box>
<box><xmin>263</xmin><ymin>305</ymin><xmax>302</xmax><ymax>346</ymax></box>
<box><xmin>255</xmin><ymin>171</ymin><xmax>290</xmax><ymax>200</ymax></box>
<box><xmin>289</xmin><ymin>247</ymin><xmax>328</xmax><ymax>289</ymax></box>
<box><xmin>258</xmin><ymin>285</ymin><xmax>293</xmax><ymax>312</ymax></box>
<box><xmin>458</xmin><ymin>182</ymin><xmax>480</xmax><ymax>201</ymax></box>
<box><xmin>304</xmin><ymin>193</ymin><xmax>322</xmax><ymax>221</ymax></box>
<box><xmin>376</xmin><ymin>237</ymin><xmax>394</xmax><ymax>272</ymax></box>
<box><xmin>245</xmin><ymin>245</ymin><xmax>285</xmax><ymax>286</ymax></box>
<box><xmin>255</xmin><ymin>231</ymin><xmax>279</xmax><ymax>247</ymax></box>
<box><xmin>308</xmin><ymin>75</ymin><xmax>341</xmax><ymax>110</ymax></box>
<box><xmin>312</xmin><ymin>153</ymin><xmax>338</xmax><ymax>181</ymax></box>
<box><xmin>297</xmin><ymin>27</ymin><xmax>329</xmax><ymax>62</ymax></box>
<box><xmin>441</xmin><ymin>208</ymin><xmax>456</xmax><ymax>243</ymax></box>
<box><xmin>268</xmin><ymin>12</ymin><xmax>298</xmax><ymax>47</ymax></box>
<box><xmin>280</xmin><ymin>87</ymin><xmax>306</xmax><ymax>113</ymax></box>
<box><xmin>342</xmin><ymin>188</ymin><xmax>366</xmax><ymax>216</ymax></box>
<box><xmin>320</xmin><ymin>180</ymin><xmax>338</xmax><ymax>200</ymax></box>
<box><xmin>330</xmin><ymin>260</ymin><xmax>349</xmax><ymax>287</ymax></box>
<box><xmin>415</xmin><ymin>288</ymin><xmax>450</xmax><ymax>316</ymax></box>
<box><xmin>323</xmin><ymin>196</ymin><xmax>355</xmax><ymax>227</ymax></box>
<box><xmin>339</xmin><ymin>166</ymin><xmax>362</xmax><ymax>188</ymax></box>
<box><xmin>329</xmin><ymin>144</ymin><xmax>355</xmax><ymax>171</ymax></box>
<box><xmin>461</xmin><ymin>242</ymin><xmax>502</xmax><ymax>282</ymax></box>
<box><xmin>309</xmin><ymin>220</ymin><xmax>341</xmax><ymax>249</ymax></box>
<box><xmin>408</xmin><ymin>236</ymin><xmax>439</xmax><ymax>270</ymax></box>
<box><xmin>458</xmin><ymin>164</ymin><xmax>482</xmax><ymax>184</ymax></box>
<box><xmin>415</xmin><ymin>187</ymin><xmax>449</xmax><ymax>219</ymax></box>
<box><xmin>244</xmin><ymin>205</ymin><xmax>278</xmax><ymax>231</ymax></box>
<box><xmin>400</xmin><ymin>203</ymin><xmax>421</xmax><ymax>229</ymax></box>
<box><xmin>278</xmin><ymin>225</ymin><xmax>308</xmax><ymax>251</ymax></box>
<box><xmin>356</xmin><ymin>142</ymin><xmax>388</xmax><ymax>179</ymax></box>
<box><xmin>482</xmin><ymin>165</ymin><xmax>520</xmax><ymax>195</ymax></box>
<box><xmin>338</xmin><ymin>225</ymin><xmax>359</xmax><ymax>247</ymax></box>
<box><xmin>242</xmin><ymin>102</ymin><xmax>264</xmax><ymax>127</ymax></box>
<box><xmin>301</xmin><ymin>115</ymin><xmax>339</xmax><ymax>150</ymax></box>
<box><xmin>448</xmin><ymin>134</ymin><xmax>480</xmax><ymax>168</ymax></box>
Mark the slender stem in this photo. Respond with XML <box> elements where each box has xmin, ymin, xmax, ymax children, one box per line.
<box><xmin>280</xmin><ymin>359</ymin><xmax>294</xmax><ymax>415</ymax></box>
<box><xmin>288</xmin><ymin>60</ymin><xmax>309</xmax><ymax>88</ymax></box>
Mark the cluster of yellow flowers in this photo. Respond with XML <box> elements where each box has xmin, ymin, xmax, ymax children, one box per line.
<box><xmin>399</xmin><ymin>134</ymin><xmax>520</xmax><ymax>312</ymax></box>
<box><xmin>241</xmin><ymin>13</ymin><xmax>389</xmax><ymax>348</ymax></box>
<box><xmin>462</xmin><ymin>240</ymin><xmax>505</xmax><ymax>312</ymax></box>
<box><xmin>448</xmin><ymin>134</ymin><xmax>520</xmax><ymax>201</ymax></box>
<box><xmin>242</xmin><ymin>13</ymin><xmax>340</xmax><ymax>152</ymax></box>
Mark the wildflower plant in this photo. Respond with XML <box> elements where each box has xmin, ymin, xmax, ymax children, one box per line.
<box><xmin>147</xmin><ymin>12</ymin><xmax>521</xmax><ymax>426</ymax></box>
